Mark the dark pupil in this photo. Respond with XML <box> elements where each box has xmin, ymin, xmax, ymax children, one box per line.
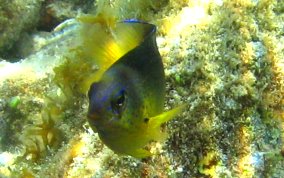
<box><xmin>111</xmin><ymin>90</ymin><xmax>126</xmax><ymax>115</ymax></box>
<box><xmin>116</xmin><ymin>93</ymin><xmax>125</xmax><ymax>106</ymax></box>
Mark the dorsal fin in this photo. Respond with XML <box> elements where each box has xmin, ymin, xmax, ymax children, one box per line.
<box><xmin>77</xmin><ymin>15</ymin><xmax>152</xmax><ymax>92</ymax></box>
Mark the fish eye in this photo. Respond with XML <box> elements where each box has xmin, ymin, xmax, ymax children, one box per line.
<box><xmin>111</xmin><ymin>89</ymin><xmax>127</xmax><ymax>115</ymax></box>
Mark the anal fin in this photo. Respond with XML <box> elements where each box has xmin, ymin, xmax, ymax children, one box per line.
<box><xmin>129</xmin><ymin>148</ymin><xmax>152</xmax><ymax>159</ymax></box>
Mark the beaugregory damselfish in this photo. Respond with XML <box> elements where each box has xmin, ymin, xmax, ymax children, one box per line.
<box><xmin>80</xmin><ymin>15</ymin><xmax>184</xmax><ymax>158</ymax></box>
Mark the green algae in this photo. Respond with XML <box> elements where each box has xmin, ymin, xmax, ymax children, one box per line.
<box><xmin>8</xmin><ymin>96</ymin><xmax>20</xmax><ymax>109</ymax></box>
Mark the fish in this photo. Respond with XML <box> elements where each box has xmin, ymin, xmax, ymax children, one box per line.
<box><xmin>85</xmin><ymin>18</ymin><xmax>183</xmax><ymax>158</ymax></box>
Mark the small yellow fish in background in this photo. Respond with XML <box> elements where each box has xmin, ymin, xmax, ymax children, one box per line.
<box><xmin>80</xmin><ymin>15</ymin><xmax>184</xmax><ymax>158</ymax></box>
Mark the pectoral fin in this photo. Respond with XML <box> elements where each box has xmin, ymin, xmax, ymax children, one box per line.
<box><xmin>149</xmin><ymin>105</ymin><xmax>185</xmax><ymax>128</ymax></box>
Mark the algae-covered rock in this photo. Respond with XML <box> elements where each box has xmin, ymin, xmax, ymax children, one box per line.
<box><xmin>0</xmin><ymin>0</ymin><xmax>42</xmax><ymax>59</ymax></box>
<box><xmin>0</xmin><ymin>0</ymin><xmax>95</xmax><ymax>60</ymax></box>
<box><xmin>0</xmin><ymin>0</ymin><xmax>283</xmax><ymax>177</ymax></box>
<box><xmin>37</xmin><ymin>0</ymin><xmax>95</xmax><ymax>32</ymax></box>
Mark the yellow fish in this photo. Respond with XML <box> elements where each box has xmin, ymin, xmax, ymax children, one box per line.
<box><xmin>85</xmin><ymin>18</ymin><xmax>183</xmax><ymax>158</ymax></box>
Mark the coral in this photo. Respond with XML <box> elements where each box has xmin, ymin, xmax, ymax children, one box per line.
<box><xmin>20</xmin><ymin>109</ymin><xmax>63</xmax><ymax>162</ymax></box>
<box><xmin>53</xmin><ymin>55</ymin><xmax>95</xmax><ymax>97</ymax></box>
<box><xmin>0</xmin><ymin>0</ymin><xmax>283</xmax><ymax>177</ymax></box>
<box><xmin>162</xmin><ymin>0</ymin><xmax>284</xmax><ymax>177</ymax></box>
<box><xmin>198</xmin><ymin>151</ymin><xmax>223</xmax><ymax>177</ymax></box>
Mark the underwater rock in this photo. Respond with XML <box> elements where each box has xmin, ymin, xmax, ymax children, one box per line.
<box><xmin>0</xmin><ymin>0</ymin><xmax>42</xmax><ymax>60</ymax></box>
<box><xmin>0</xmin><ymin>0</ymin><xmax>283</xmax><ymax>177</ymax></box>
<box><xmin>37</xmin><ymin>0</ymin><xmax>95</xmax><ymax>32</ymax></box>
<box><xmin>0</xmin><ymin>0</ymin><xmax>96</xmax><ymax>60</ymax></box>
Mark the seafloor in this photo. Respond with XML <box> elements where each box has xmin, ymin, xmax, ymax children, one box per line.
<box><xmin>0</xmin><ymin>0</ymin><xmax>283</xmax><ymax>177</ymax></box>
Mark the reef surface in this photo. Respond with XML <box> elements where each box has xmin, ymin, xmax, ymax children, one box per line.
<box><xmin>0</xmin><ymin>0</ymin><xmax>283</xmax><ymax>177</ymax></box>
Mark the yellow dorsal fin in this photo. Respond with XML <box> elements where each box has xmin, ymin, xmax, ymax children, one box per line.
<box><xmin>77</xmin><ymin>14</ymin><xmax>149</xmax><ymax>92</ymax></box>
